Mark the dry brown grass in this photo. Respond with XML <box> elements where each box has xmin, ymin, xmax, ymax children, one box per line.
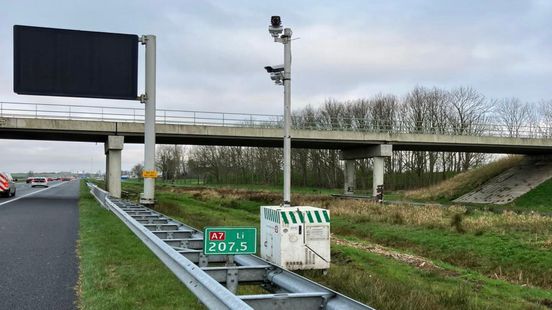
<box><xmin>301</xmin><ymin>198</ymin><xmax>465</xmax><ymax>229</ymax></box>
<box><xmin>333</xmin><ymin>236</ymin><xmax>454</xmax><ymax>275</ymax></box>
<box><xmin>167</xmin><ymin>184</ymin><xmax>552</xmax><ymax>236</ymax></box>
<box><xmin>464</xmin><ymin>211</ymin><xmax>552</xmax><ymax>234</ymax></box>
<box><xmin>298</xmin><ymin>196</ymin><xmax>552</xmax><ymax>235</ymax></box>
<box><xmin>537</xmin><ymin>237</ymin><xmax>552</xmax><ymax>249</ymax></box>
<box><xmin>405</xmin><ymin>155</ymin><xmax>523</xmax><ymax>201</ymax></box>
<box><xmin>165</xmin><ymin>185</ymin><xmax>336</xmax><ymax>205</ymax></box>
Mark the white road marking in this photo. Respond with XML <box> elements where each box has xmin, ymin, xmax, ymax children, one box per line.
<box><xmin>0</xmin><ymin>181</ymin><xmax>68</xmax><ymax>207</ymax></box>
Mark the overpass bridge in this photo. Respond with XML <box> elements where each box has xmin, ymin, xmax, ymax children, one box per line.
<box><xmin>2</xmin><ymin>101</ymin><xmax>552</xmax><ymax>197</ymax></box>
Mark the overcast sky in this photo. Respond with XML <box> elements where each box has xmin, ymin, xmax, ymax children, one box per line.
<box><xmin>1</xmin><ymin>0</ymin><xmax>551</xmax><ymax>173</ymax></box>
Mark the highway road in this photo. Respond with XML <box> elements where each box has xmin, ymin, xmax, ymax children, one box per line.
<box><xmin>0</xmin><ymin>180</ymin><xmax>79</xmax><ymax>310</ymax></box>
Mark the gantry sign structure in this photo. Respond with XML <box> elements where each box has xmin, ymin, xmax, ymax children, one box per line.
<box><xmin>13</xmin><ymin>25</ymin><xmax>157</xmax><ymax>205</ymax></box>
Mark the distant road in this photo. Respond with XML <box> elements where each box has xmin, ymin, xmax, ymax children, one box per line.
<box><xmin>0</xmin><ymin>181</ymin><xmax>62</xmax><ymax>206</ymax></box>
<box><xmin>0</xmin><ymin>180</ymin><xmax>79</xmax><ymax>310</ymax></box>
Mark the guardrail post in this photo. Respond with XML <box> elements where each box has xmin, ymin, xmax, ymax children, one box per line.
<box><xmin>225</xmin><ymin>255</ymin><xmax>238</xmax><ymax>294</ymax></box>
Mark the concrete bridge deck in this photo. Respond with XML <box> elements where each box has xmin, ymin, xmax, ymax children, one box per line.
<box><xmin>2</xmin><ymin>117</ymin><xmax>552</xmax><ymax>154</ymax></box>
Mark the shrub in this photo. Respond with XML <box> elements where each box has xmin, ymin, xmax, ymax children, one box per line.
<box><xmin>451</xmin><ymin>213</ymin><xmax>466</xmax><ymax>234</ymax></box>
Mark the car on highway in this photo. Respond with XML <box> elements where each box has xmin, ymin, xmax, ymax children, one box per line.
<box><xmin>0</xmin><ymin>172</ymin><xmax>16</xmax><ymax>197</ymax></box>
<box><xmin>30</xmin><ymin>177</ymin><xmax>49</xmax><ymax>188</ymax></box>
<box><xmin>26</xmin><ymin>177</ymin><xmax>34</xmax><ymax>184</ymax></box>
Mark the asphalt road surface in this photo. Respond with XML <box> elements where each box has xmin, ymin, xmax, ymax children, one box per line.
<box><xmin>0</xmin><ymin>180</ymin><xmax>79</xmax><ymax>310</ymax></box>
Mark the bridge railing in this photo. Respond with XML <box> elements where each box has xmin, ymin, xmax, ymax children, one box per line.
<box><xmin>1</xmin><ymin>101</ymin><xmax>550</xmax><ymax>139</ymax></box>
<box><xmin>0</xmin><ymin>101</ymin><xmax>282</xmax><ymax>127</ymax></box>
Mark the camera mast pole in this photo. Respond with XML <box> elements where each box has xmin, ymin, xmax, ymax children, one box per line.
<box><xmin>267</xmin><ymin>16</ymin><xmax>292</xmax><ymax>207</ymax></box>
<box><xmin>281</xmin><ymin>28</ymin><xmax>292</xmax><ymax>207</ymax></box>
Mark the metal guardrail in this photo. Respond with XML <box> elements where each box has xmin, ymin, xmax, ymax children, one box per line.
<box><xmin>89</xmin><ymin>183</ymin><xmax>109</xmax><ymax>209</ymax></box>
<box><xmin>87</xmin><ymin>183</ymin><xmax>373</xmax><ymax>310</ymax></box>
<box><xmin>2</xmin><ymin>101</ymin><xmax>551</xmax><ymax>139</ymax></box>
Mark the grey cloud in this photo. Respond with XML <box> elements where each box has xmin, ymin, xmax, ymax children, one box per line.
<box><xmin>1</xmin><ymin>0</ymin><xmax>552</xmax><ymax>172</ymax></box>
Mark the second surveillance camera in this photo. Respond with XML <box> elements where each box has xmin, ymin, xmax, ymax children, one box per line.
<box><xmin>264</xmin><ymin>65</ymin><xmax>284</xmax><ymax>73</ymax></box>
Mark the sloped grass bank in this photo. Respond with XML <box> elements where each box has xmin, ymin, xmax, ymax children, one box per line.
<box><xmin>405</xmin><ymin>156</ymin><xmax>522</xmax><ymax>202</ymax></box>
<box><xmin>511</xmin><ymin>177</ymin><xmax>552</xmax><ymax>213</ymax></box>
<box><xmin>77</xmin><ymin>182</ymin><xmax>204</xmax><ymax>310</ymax></box>
<box><xmin>303</xmin><ymin>244</ymin><xmax>552</xmax><ymax>310</ymax></box>
<box><xmin>332</xmin><ymin>217</ymin><xmax>552</xmax><ymax>289</ymax></box>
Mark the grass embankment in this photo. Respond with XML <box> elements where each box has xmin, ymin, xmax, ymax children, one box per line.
<box><xmin>77</xmin><ymin>181</ymin><xmax>204</xmax><ymax>310</ymax></box>
<box><xmin>327</xmin><ymin>200</ymin><xmax>552</xmax><ymax>291</ymax></box>
<box><xmin>511</xmin><ymin>177</ymin><xmax>552</xmax><ymax>213</ymax></box>
<box><xmin>118</xmin><ymin>181</ymin><xmax>552</xmax><ymax>309</ymax></box>
<box><xmin>405</xmin><ymin>156</ymin><xmax>522</xmax><ymax>202</ymax></box>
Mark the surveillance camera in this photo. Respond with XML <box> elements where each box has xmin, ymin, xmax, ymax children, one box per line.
<box><xmin>271</xmin><ymin>16</ymin><xmax>281</xmax><ymax>27</ymax></box>
<box><xmin>270</xmin><ymin>72</ymin><xmax>282</xmax><ymax>81</ymax></box>
<box><xmin>268</xmin><ymin>15</ymin><xmax>283</xmax><ymax>37</ymax></box>
<box><xmin>264</xmin><ymin>64</ymin><xmax>284</xmax><ymax>73</ymax></box>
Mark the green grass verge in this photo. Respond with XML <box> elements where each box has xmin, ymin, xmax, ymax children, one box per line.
<box><xmin>77</xmin><ymin>181</ymin><xmax>204</xmax><ymax>310</ymax></box>
<box><xmin>302</xmin><ymin>244</ymin><xmax>552</xmax><ymax>310</ymax></box>
<box><xmin>331</xmin><ymin>218</ymin><xmax>552</xmax><ymax>289</ymax></box>
<box><xmin>119</xmin><ymin>183</ymin><xmax>552</xmax><ymax>309</ymax></box>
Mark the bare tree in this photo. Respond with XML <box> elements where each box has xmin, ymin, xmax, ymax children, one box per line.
<box><xmin>447</xmin><ymin>87</ymin><xmax>490</xmax><ymax>170</ymax></box>
<box><xmin>156</xmin><ymin>145</ymin><xmax>186</xmax><ymax>181</ymax></box>
<box><xmin>494</xmin><ymin>97</ymin><xmax>532</xmax><ymax>138</ymax></box>
<box><xmin>538</xmin><ymin>100</ymin><xmax>552</xmax><ymax>137</ymax></box>
<box><xmin>187</xmin><ymin>86</ymin><xmax>537</xmax><ymax>190</ymax></box>
<box><xmin>447</xmin><ymin>87</ymin><xmax>490</xmax><ymax>133</ymax></box>
<box><xmin>131</xmin><ymin>163</ymin><xmax>144</xmax><ymax>179</ymax></box>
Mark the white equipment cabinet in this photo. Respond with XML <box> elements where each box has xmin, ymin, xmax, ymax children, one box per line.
<box><xmin>260</xmin><ymin>206</ymin><xmax>330</xmax><ymax>270</ymax></box>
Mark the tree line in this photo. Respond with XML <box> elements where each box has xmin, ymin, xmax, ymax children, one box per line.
<box><xmin>134</xmin><ymin>86</ymin><xmax>551</xmax><ymax>191</ymax></box>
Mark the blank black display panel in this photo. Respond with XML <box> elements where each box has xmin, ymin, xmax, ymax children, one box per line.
<box><xmin>14</xmin><ymin>25</ymin><xmax>138</xmax><ymax>100</ymax></box>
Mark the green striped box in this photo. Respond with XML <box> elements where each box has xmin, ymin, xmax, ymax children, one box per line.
<box><xmin>262</xmin><ymin>207</ymin><xmax>330</xmax><ymax>225</ymax></box>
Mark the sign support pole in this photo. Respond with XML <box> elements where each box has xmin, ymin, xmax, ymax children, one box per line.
<box><xmin>140</xmin><ymin>35</ymin><xmax>156</xmax><ymax>206</ymax></box>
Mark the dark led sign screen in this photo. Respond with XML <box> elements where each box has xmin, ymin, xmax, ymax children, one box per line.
<box><xmin>14</xmin><ymin>25</ymin><xmax>138</xmax><ymax>100</ymax></box>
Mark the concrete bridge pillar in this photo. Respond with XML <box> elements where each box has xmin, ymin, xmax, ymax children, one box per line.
<box><xmin>105</xmin><ymin>155</ymin><xmax>110</xmax><ymax>188</ymax></box>
<box><xmin>343</xmin><ymin>160</ymin><xmax>356</xmax><ymax>195</ymax></box>
<box><xmin>372</xmin><ymin>157</ymin><xmax>385</xmax><ymax>198</ymax></box>
<box><xmin>105</xmin><ymin>136</ymin><xmax>124</xmax><ymax>198</ymax></box>
<box><xmin>341</xmin><ymin>144</ymin><xmax>392</xmax><ymax>199</ymax></box>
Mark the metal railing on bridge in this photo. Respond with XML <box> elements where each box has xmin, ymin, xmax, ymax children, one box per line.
<box><xmin>2</xmin><ymin>101</ymin><xmax>550</xmax><ymax>139</ymax></box>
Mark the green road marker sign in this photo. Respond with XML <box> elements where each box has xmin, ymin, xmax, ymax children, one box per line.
<box><xmin>203</xmin><ymin>227</ymin><xmax>257</xmax><ymax>255</ymax></box>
